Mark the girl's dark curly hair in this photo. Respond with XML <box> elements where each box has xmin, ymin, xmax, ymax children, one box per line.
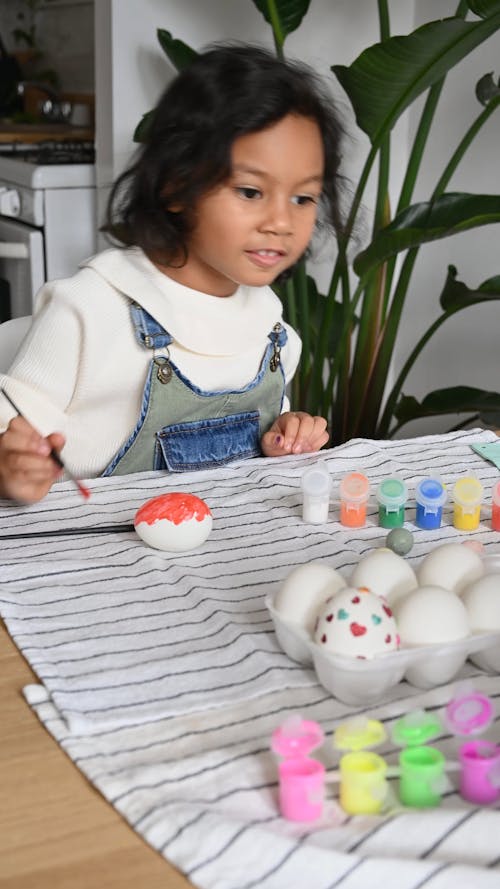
<box><xmin>105</xmin><ymin>43</ymin><xmax>345</xmax><ymax>267</ymax></box>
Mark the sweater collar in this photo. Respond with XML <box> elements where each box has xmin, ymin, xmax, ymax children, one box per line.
<box><xmin>82</xmin><ymin>247</ymin><xmax>283</xmax><ymax>356</ymax></box>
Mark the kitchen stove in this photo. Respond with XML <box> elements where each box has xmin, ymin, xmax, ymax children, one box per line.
<box><xmin>0</xmin><ymin>141</ymin><xmax>95</xmax><ymax>193</ymax></box>
<box><xmin>0</xmin><ymin>140</ymin><xmax>97</xmax><ymax>319</ymax></box>
<box><xmin>0</xmin><ymin>140</ymin><xmax>95</xmax><ymax>166</ymax></box>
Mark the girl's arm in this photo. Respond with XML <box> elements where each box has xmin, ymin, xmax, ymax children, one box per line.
<box><xmin>0</xmin><ymin>284</ymin><xmax>80</xmax><ymax>501</ymax></box>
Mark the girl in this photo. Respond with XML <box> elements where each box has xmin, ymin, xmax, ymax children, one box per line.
<box><xmin>0</xmin><ymin>44</ymin><xmax>344</xmax><ymax>503</ymax></box>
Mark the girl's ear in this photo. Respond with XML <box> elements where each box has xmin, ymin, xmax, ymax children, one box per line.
<box><xmin>161</xmin><ymin>188</ymin><xmax>183</xmax><ymax>214</ymax></box>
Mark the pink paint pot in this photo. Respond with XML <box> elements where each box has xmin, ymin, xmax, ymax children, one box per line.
<box><xmin>459</xmin><ymin>740</ymin><xmax>500</xmax><ymax>804</ymax></box>
<box><xmin>278</xmin><ymin>757</ymin><xmax>326</xmax><ymax>821</ymax></box>
<box><xmin>272</xmin><ymin>716</ymin><xmax>325</xmax><ymax>821</ymax></box>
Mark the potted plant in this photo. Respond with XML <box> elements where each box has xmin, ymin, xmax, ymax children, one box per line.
<box><xmin>135</xmin><ymin>0</ymin><xmax>500</xmax><ymax>444</ymax></box>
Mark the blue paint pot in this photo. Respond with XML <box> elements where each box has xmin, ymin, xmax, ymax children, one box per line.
<box><xmin>415</xmin><ymin>477</ymin><xmax>447</xmax><ymax>530</ymax></box>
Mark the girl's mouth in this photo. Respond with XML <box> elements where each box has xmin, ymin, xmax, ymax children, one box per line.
<box><xmin>245</xmin><ymin>249</ymin><xmax>286</xmax><ymax>269</ymax></box>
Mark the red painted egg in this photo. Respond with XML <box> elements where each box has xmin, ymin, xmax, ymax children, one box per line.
<box><xmin>134</xmin><ymin>492</ymin><xmax>212</xmax><ymax>552</ymax></box>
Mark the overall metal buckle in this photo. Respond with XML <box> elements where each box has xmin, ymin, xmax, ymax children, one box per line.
<box><xmin>270</xmin><ymin>322</ymin><xmax>282</xmax><ymax>372</ymax></box>
<box><xmin>154</xmin><ymin>355</ymin><xmax>172</xmax><ymax>384</ymax></box>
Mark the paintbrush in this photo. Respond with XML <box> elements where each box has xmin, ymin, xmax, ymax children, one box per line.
<box><xmin>0</xmin><ymin>524</ymin><xmax>135</xmax><ymax>541</ymax></box>
<box><xmin>1</xmin><ymin>386</ymin><xmax>91</xmax><ymax>500</ymax></box>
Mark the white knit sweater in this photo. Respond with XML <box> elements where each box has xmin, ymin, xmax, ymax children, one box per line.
<box><xmin>0</xmin><ymin>247</ymin><xmax>301</xmax><ymax>478</ymax></box>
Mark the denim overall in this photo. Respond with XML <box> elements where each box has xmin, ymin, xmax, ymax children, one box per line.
<box><xmin>102</xmin><ymin>302</ymin><xmax>287</xmax><ymax>476</ymax></box>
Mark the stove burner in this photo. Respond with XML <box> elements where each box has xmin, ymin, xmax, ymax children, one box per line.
<box><xmin>0</xmin><ymin>140</ymin><xmax>95</xmax><ymax>165</ymax></box>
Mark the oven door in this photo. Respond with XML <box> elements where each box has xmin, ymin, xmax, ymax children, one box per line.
<box><xmin>0</xmin><ymin>215</ymin><xmax>44</xmax><ymax>321</ymax></box>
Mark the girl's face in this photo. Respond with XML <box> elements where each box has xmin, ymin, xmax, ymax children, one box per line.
<box><xmin>163</xmin><ymin>113</ymin><xmax>324</xmax><ymax>297</ymax></box>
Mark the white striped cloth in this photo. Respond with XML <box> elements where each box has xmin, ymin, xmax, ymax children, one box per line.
<box><xmin>2</xmin><ymin>429</ymin><xmax>500</xmax><ymax>889</ymax></box>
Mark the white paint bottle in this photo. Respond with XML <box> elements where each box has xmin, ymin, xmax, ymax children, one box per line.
<box><xmin>301</xmin><ymin>461</ymin><xmax>331</xmax><ymax>524</ymax></box>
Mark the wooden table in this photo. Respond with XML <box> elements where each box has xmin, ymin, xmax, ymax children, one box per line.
<box><xmin>0</xmin><ymin>620</ymin><xmax>191</xmax><ymax>889</ymax></box>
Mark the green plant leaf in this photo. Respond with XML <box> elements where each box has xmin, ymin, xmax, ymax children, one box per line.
<box><xmin>394</xmin><ymin>386</ymin><xmax>500</xmax><ymax>425</ymax></box>
<box><xmin>440</xmin><ymin>264</ymin><xmax>500</xmax><ymax>311</ymax></box>
<box><xmin>252</xmin><ymin>0</ymin><xmax>311</xmax><ymax>43</ymax></box>
<box><xmin>476</xmin><ymin>71</ymin><xmax>500</xmax><ymax>105</ymax></box>
<box><xmin>332</xmin><ymin>13</ymin><xmax>500</xmax><ymax>146</ymax></box>
<box><xmin>467</xmin><ymin>0</ymin><xmax>500</xmax><ymax>18</ymax></box>
<box><xmin>133</xmin><ymin>110</ymin><xmax>155</xmax><ymax>143</ymax></box>
<box><xmin>157</xmin><ymin>29</ymin><xmax>198</xmax><ymax>70</ymax></box>
<box><xmin>310</xmin><ymin>299</ymin><xmax>355</xmax><ymax>357</ymax></box>
<box><xmin>353</xmin><ymin>193</ymin><xmax>500</xmax><ymax>278</ymax></box>
<box><xmin>133</xmin><ymin>31</ymin><xmax>198</xmax><ymax>141</ymax></box>
<box><xmin>279</xmin><ymin>273</ymin><xmax>351</xmax><ymax>355</ymax></box>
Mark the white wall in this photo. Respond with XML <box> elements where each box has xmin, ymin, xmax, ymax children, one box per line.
<box><xmin>94</xmin><ymin>1</ymin><xmax>500</xmax><ymax>437</ymax></box>
<box><xmin>94</xmin><ymin>0</ymin><xmax>413</xmax><ymax>230</ymax></box>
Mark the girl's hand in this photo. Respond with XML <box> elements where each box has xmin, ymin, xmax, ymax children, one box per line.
<box><xmin>261</xmin><ymin>411</ymin><xmax>329</xmax><ymax>457</ymax></box>
<box><xmin>0</xmin><ymin>416</ymin><xmax>65</xmax><ymax>503</ymax></box>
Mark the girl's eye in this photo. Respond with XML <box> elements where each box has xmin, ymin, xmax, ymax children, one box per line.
<box><xmin>235</xmin><ymin>186</ymin><xmax>261</xmax><ymax>200</ymax></box>
<box><xmin>292</xmin><ymin>194</ymin><xmax>320</xmax><ymax>206</ymax></box>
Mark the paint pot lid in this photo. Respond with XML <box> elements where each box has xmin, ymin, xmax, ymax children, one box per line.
<box><xmin>333</xmin><ymin>716</ymin><xmax>386</xmax><ymax>752</ymax></box>
<box><xmin>392</xmin><ymin>710</ymin><xmax>442</xmax><ymax>747</ymax></box>
<box><xmin>452</xmin><ymin>477</ymin><xmax>483</xmax><ymax>508</ymax></box>
<box><xmin>271</xmin><ymin>715</ymin><xmax>324</xmax><ymax>758</ymax></box>
<box><xmin>301</xmin><ymin>462</ymin><xmax>332</xmax><ymax>498</ymax></box>
<box><xmin>339</xmin><ymin>471</ymin><xmax>370</xmax><ymax>504</ymax></box>
<box><xmin>415</xmin><ymin>477</ymin><xmax>447</xmax><ymax>510</ymax></box>
<box><xmin>376</xmin><ymin>477</ymin><xmax>407</xmax><ymax>509</ymax></box>
<box><xmin>445</xmin><ymin>688</ymin><xmax>494</xmax><ymax>735</ymax></box>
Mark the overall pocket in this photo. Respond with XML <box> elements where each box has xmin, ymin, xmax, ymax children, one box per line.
<box><xmin>156</xmin><ymin>410</ymin><xmax>261</xmax><ymax>471</ymax></box>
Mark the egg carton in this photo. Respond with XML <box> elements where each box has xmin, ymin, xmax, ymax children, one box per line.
<box><xmin>266</xmin><ymin>553</ymin><xmax>500</xmax><ymax>705</ymax></box>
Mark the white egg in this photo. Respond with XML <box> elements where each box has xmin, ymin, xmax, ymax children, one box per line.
<box><xmin>417</xmin><ymin>542</ymin><xmax>484</xmax><ymax>594</ymax></box>
<box><xmin>349</xmin><ymin>548</ymin><xmax>418</xmax><ymax>607</ymax></box>
<box><xmin>462</xmin><ymin>574</ymin><xmax>500</xmax><ymax>631</ymax></box>
<box><xmin>397</xmin><ymin>585</ymin><xmax>470</xmax><ymax>645</ymax></box>
<box><xmin>134</xmin><ymin>492</ymin><xmax>212</xmax><ymax>552</ymax></box>
<box><xmin>274</xmin><ymin>562</ymin><xmax>346</xmax><ymax>633</ymax></box>
<box><xmin>313</xmin><ymin>586</ymin><xmax>399</xmax><ymax>659</ymax></box>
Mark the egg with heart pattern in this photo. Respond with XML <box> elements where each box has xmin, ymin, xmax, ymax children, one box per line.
<box><xmin>313</xmin><ymin>585</ymin><xmax>399</xmax><ymax>659</ymax></box>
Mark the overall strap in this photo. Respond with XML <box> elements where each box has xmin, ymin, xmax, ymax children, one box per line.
<box><xmin>129</xmin><ymin>302</ymin><xmax>173</xmax><ymax>349</ymax></box>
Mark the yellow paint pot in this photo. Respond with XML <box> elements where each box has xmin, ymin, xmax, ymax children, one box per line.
<box><xmin>452</xmin><ymin>477</ymin><xmax>484</xmax><ymax>531</ymax></box>
<box><xmin>339</xmin><ymin>751</ymin><xmax>388</xmax><ymax>815</ymax></box>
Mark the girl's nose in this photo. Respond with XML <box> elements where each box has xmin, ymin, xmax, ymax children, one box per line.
<box><xmin>260</xmin><ymin>197</ymin><xmax>292</xmax><ymax>235</ymax></box>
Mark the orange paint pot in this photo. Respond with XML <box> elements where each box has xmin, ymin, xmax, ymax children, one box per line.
<box><xmin>339</xmin><ymin>472</ymin><xmax>370</xmax><ymax>528</ymax></box>
<box><xmin>492</xmin><ymin>480</ymin><xmax>500</xmax><ymax>531</ymax></box>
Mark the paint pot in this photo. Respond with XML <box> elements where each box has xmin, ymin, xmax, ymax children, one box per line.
<box><xmin>415</xmin><ymin>477</ymin><xmax>447</xmax><ymax>530</ymax></box>
<box><xmin>399</xmin><ymin>745</ymin><xmax>446</xmax><ymax>808</ymax></box>
<box><xmin>452</xmin><ymin>477</ymin><xmax>483</xmax><ymax>531</ymax></box>
<box><xmin>339</xmin><ymin>751</ymin><xmax>388</xmax><ymax>815</ymax></box>
<box><xmin>339</xmin><ymin>471</ymin><xmax>370</xmax><ymax>528</ymax></box>
<box><xmin>376</xmin><ymin>477</ymin><xmax>408</xmax><ymax>529</ymax></box>
<box><xmin>459</xmin><ymin>740</ymin><xmax>500</xmax><ymax>805</ymax></box>
<box><xmin>301</xmin><ymin>461</ymin><xmax>331</xmax><ymax>524</ymax></box>
<box><xmin>491</xmin><ymin>480</ymin><xmax>500</xmax><ymax>531</ymax></box>
<box><xmin>271</xmin><ymin>716</ymin><xmax>325</xmax><ymax>821</ymax></box>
